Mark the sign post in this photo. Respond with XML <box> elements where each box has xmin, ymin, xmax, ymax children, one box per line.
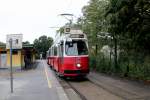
<box><xmin>6</xmin><ymin>34</ymin><xmax>23</xmax><ymax>93</ymax></box>
<box><xmin>9</xmin><ymin>38</ymin><xmax>13</xmax><ymax>93</ymax></box>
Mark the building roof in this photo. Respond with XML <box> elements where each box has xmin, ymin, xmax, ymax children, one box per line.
<box><xmin>23</xmin><ymin>44</ymin><xmax>34</xmax><ymax>48</ymax></box>
<box><xmin>0</xmin><ymin>44</ymin><xmax>6</xmax><ymax>48</ymax></box>
<box><xmin>0</xmin><ymin>44</ymin><xmax>34</xmax><ymax>49</ymax></box>
<box><xmin>0</xmin><ymin>41</ymin><xmax>5</xmax><ymax>45</ymax></box>
<box><xmin>0</xmin><ymin>41</ymin><xmax>6</xmax><ymax>48</ymax></box>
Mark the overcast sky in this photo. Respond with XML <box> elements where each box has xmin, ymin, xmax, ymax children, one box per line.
<box><xmin>0</xmin><ymin>0</ymin><xmax>89</xmax><ymax>43</ymax></box>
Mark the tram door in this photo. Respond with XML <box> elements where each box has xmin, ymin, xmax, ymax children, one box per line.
<box><xmin>58</xmin><ymin>42</ymin><xmax>64</xmax><ymax>73</ymax></box>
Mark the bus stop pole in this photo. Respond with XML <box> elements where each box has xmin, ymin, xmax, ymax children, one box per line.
<box><xmin>9</xmin><ymin>38</ymin><xmax>13</xmax><ymax>93</ymax></box>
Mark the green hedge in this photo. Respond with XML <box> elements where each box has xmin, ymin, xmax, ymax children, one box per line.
<box><xmin>89</xmin><ymin>52</ymin><xmax>150</xmax><ymax>80</ymax></box>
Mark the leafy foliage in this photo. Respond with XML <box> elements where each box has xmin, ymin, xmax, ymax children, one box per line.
<box><xmin>80</xmin><ymin>0</ymin><xmax>150</xmax><ymax>80</ymax></box>
<box><xmin>106</xmin><ymin>0</ymin><xmax>150</xmax><ymax>51</ymax></box>
<box><xmin>33</xmin><ymin>35</ymin><xmax>53</xmax><ymax>58</ymax></box>
<box><xmin>23</xmin><ymin>41</ymin><xmax>30</xmax><ymax>45</ymax></box>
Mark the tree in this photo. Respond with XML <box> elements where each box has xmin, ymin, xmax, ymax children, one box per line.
<box><xmin>79</xmin><ymin>0</ymin><xmax>150</xmax><ymax>78</ymax></box>
<box><xmin>33</xmin><ymin>35</ymin><xmax>53</xmax><ymax>58</ymax></box>
<box><xmin>80</xmin><ymin>0</ymin><xmax>110</xmax><ymax>70</ymax></box>
<box><xmin>105</xmin><ymin>0</ymin><xmax>150</xmax><ymax>76</ymax></box>
<box><xmin>23</xmin><ymin>41</ymin><xmax>30</xmax><ymax>45</ymax></box>
<box><xmin>106</xmin><ymin>0</ymin><xmax>150</xmax><ymax>51</ymax></box>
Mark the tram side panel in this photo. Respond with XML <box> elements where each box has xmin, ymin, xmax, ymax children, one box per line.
<box><xmin>55</xmin><ymin>56</ymin><xmax>59</xmax><ymax>71</ymax></box>
<box><xmin>50</xmin><ymin>47</ymin><xmax>55</xmax><ymax>69</ymax></box>
<box><xmin>51</xmin><ymin>56</ymin><xmax>54</xmax><ymax>69</ymax></box>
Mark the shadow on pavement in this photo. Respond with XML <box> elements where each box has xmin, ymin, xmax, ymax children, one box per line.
<box><xmin>62</xmin><ymin>76</ymin><xmax>89</xmax><ymax>82</ymax></box>
<box><xmin>22</xmin><ymin>61</ymin><xmax>39</xmax><ymax>70</ymax></box>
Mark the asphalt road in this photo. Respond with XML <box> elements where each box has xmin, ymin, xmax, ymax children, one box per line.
<box><xmin>0</xmin><ymin>60</ymin><xmax>68</xmax><ymax>100</ymax></box>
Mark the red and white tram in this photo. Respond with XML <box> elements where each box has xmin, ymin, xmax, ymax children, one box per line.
<box><xmin>47</xmin><ymin>28</ymin><xmax>89</xmax><ymax>77</ymax></box>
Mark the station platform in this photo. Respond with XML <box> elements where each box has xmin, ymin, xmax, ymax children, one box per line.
<box><xmin>0</xmin><ymin>60</ymin><xmax>69</xmax><ymax>100</ymax></box>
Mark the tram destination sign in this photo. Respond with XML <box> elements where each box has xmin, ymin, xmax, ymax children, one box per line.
<box><xmin>6</xmin><ymin>34</ymin><xmax>23</xmax><ymax>49</ymax></box>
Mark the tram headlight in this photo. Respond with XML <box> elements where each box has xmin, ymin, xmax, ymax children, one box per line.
<box><xmin>76</xmin><ymin>64</ymin><xmax>81</xmax><ymax>68</ymax></box>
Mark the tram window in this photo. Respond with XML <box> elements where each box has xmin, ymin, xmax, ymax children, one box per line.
<box><xmin>54</xmin><ymin>47</ymin><xmax>57</xmax><ymax>56</ymax></box>
<box><xmin>66</xmin><ymin>43</ymin><xmax>78</xmax><ymax>56</ymax></box>
<box><xmin>58</xmin><ymin>46</ymin><xmax>61</xmax><ymax>56</ymax></box>
<box><xmin>77</xmin><ymin>41</ymin><xmax>88</xmax><ymax>55</ymax></box>
<box><xmin>65</xmin><ymin>40</ymin><xmax>88</xmax><ymax>56</ymax></box>
<box><xmin>49</xmin><ymin>50</ymin><xmax>51</xmax><ymax>56</ymax></box>
<box><xmin>68</xmin><ymin>42</ymin><xmax>73</xmax><ymax>47</ymax></box>
<box><xmin>59</xmin><ymin>45</ymin><xmax>64</xmax><ymax>57</ymax></box>
<box><xmin>52</xmin><ymin>47</ymin><xmax>54</xmax><ymax>56</ymax></box>
<box><xmin>57</xmin><ymin>47</ymin><xmax>59</xmax><ymax>56</ymax></box>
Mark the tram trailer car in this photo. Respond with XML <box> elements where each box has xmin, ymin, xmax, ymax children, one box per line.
<box><xmin>48</xmin><ymin>28</ymin><xmax>89</xmax><ymax>77</ymax></box>
<box><xmin>47</xmin><ymin>49</ymin><xmax>52</xmax><ymax>67</ymax></box>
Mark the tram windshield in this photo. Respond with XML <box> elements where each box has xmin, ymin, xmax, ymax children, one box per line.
<box><xmin>65</xmin><ymin>40</ymin><xmax>88</xmax><ymax>56</ymax></box>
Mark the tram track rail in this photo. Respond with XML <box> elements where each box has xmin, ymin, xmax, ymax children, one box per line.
<box><xmin>49</xmin><ymin>66</ymin><xmax>150</xmax><ymax>100</ymax></box>
<box><xmin>67</xmin><ymin>80</ymin><xmax>87</xmax><ymax>100</ymax></box>
<box><xmin>57</xmin><ymin>76</ymin><xmax>123</xmax><ymax>100</ymax></box>
<box><xmin>49</xmin><ymin>66</ymin><xmax>123</xmax><ymax>100</ymax></box>
<box><xmin>57</xmin><ymin>77</ymin><xmax>87</xmax><ymax>100</ymax></box>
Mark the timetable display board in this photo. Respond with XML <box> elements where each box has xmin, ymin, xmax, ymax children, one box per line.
<box><xmin>6</xmin><ymin>34</ymin><xmax>23</xmax><ymax>49</ymax></box>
